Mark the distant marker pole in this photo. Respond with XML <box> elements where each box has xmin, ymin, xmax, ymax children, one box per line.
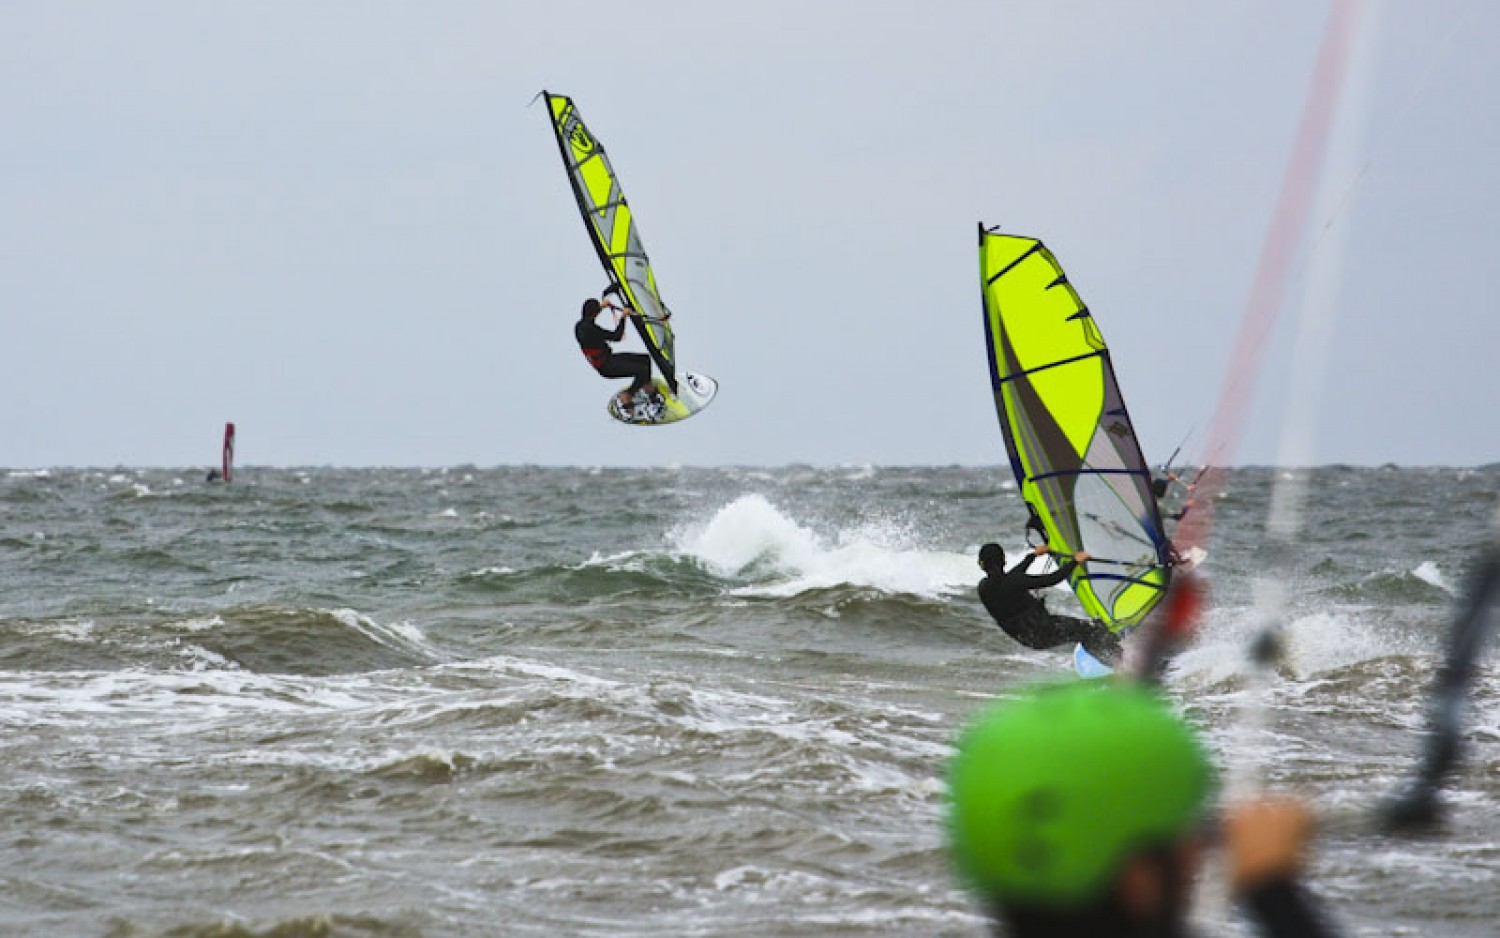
<box><xmin>223</xmin><ymin>422</ymin><xmax>235</xmax><ymax>484</ymax></box>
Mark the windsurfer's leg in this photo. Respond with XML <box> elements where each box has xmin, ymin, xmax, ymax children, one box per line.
<box><xmin>617</xmin><ymin>353</ymin><xmax>654</xmax><ymax>395</ymax></box>
<box><xmin>596</xmin><ymin>354</ymin><xmax>654</xmax><ymax>407</ymax></box>
<box><xmin>597</xmin><ymin>355</ymin><xmax>653</xmax><ymax>393</ymax></box>
<box><xmin>999</xmin><ymin>607</ymin><xmax>1063</xmax><ymax>650</ymax></box>
<box><xmin>1054</xmin><ymin>614</ymin><xmax>1123</xmax><ymax>664</ymax></box>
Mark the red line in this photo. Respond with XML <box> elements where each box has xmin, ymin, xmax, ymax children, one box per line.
<box><xmin>1175</xmin><ymin>0</ymin><xmax>1365</xmax><ymax>552</ymax></box>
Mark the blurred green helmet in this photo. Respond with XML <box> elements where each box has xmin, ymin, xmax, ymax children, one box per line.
<box><xmin>947</xmin><ymin>679</ymin><xmax>1213</xmax><ymax>908</ymax></box>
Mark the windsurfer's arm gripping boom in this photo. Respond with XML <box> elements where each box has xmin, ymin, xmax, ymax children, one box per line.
<box><xmin>600</xmin><ymin>284</ymin><xmax>671</xmax><ymax>323</ymax></box>
<box><xmin>622</xmin><ymin>305</ymin><xmax>671</xmax><ymax>324</ymax></box>
<box><xmin>1036</xmin><ymin>544</ymin><xmax>1092</xmax><ymax>565</ymax></box>
<box><xmin>600</xmin><ymin>298</ymin><xmax>669</xmax><ymax>324</ymax></box>
<box><xmin>599</xmin><ymin>299</ymin><xmax>627</xmax><ymax>325</ymax></box>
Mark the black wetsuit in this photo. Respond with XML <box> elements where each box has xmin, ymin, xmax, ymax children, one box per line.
<box><xmin>575</xmin><ymin>315</ymin><xmax>653</xmax><ymax>394</ymax></box>
<box><xmin>1240</xmin><ymin>878</ymin><xmax>1340</xmax><ymax>938</ymax></box>
<box><xmin>978</xmin><ymin>553</ymin><xmax>1122</xmax><ymax>664</ymax></box>
<box><xmin>999</xmin><ymin>875</ymin><xmax>1337</xmax><ymax>937</ymax></box>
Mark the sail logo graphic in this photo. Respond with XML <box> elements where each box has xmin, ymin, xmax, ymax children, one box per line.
<box><xmin>569</xmin><ymin>123</ymin><xmax>595</xmax><ymax>154</ymax></box>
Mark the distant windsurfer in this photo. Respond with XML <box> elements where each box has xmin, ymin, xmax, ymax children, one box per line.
<box><xmin>1153</xmin><ymin>471</ymin><xmax>1194</xmax><ymax>523</ymax></box>
<box><xmin>976</xmin><ymin>543</ymin><xmax>1123</xmax><ymax>664</ymax></box>
<box><xmin>575</xmin><ymin>287</ymin><xmax>657</xmax><ymax>407</ymax></box>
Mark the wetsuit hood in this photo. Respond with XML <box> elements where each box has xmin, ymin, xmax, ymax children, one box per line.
<box><xmin>978</xmin><ymin>543</ymin><xmax>1006</xmax><ymax>572</ymax></box>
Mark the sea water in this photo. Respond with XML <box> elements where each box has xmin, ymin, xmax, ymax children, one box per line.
<box><xmin>1</xmin><ymin>466</ymin><xmax>1496</xmax><ymax>936</ymax></box>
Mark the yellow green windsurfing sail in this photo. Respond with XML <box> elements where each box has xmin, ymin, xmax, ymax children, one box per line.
<box><xmin>979</xmin><ymin>224</ymin><xmax>1170</xmax><ymax>630</ymax></box>
<box><xmin>542</xmin><ymin>91</ymin><xmax>677</xmax><ymax>395</ymax></box>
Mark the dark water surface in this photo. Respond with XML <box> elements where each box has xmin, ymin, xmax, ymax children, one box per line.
<box><xmin>2</xmin><ymin>466</ymin><xmax>1496</xmax><ymax>936</ymax></box>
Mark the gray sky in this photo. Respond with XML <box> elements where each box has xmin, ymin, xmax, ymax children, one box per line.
<box><xmin>2</xmin><ymin>1</ymin><xmax>1495</xmax><ymax>468</ymax></box>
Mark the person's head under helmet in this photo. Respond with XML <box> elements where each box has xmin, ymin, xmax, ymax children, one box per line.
<box><xmin>948</xmin><ymin>679</ymin><xmax>1214</xmax><ymax>937</ymax></box>
<box><xmin>977</xmin><ymin>542</ymin><xmax>1006</xmax><ymax>573</ymax></box>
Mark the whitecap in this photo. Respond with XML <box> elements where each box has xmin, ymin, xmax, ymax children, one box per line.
<box><xmin>1174</xmin><ymin>605</ymin><xmax>1390</xmax><ymax>685</ymax></box>
<box><xmin>178</xmin><ymin>644</ymin><xmax>239</xmax><ymax>671</ymax></box>
<box><xmin>173</xmin><ymin>615</ymin><xmax>225</xmax><ymax>633</ymax></box>
<box><xmin>670</xmin><ymin>494</ymin><xmax>974</xmax><ymax>598</ymax></box>
<box><xmin>1412</xmin><ymin>560</ymin><xmax>1451</xmax><ymax>593</ymax></box>
<box><xmin>324</xmin><ymin>608</ymin><xmax>432</xmax><ymax>656</ymax></box>
<box><xmin>1280</xmin><ymin>610</ymin><xmax>1391</xmax><ymax>676</ymax></box>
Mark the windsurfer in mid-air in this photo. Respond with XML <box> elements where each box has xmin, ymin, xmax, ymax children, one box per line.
<box><xmin>976</xmin><ymin>542</ymin><xmax>1123</xmax><ymax>664</ymax></box>
<box><xmin>574</xmin><ymin>286</ymin><xmax>659</xmax><ymax>410</ymax></box>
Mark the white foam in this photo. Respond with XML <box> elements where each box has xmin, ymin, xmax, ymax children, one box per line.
<box><xmin>470</xmin><ymin>655</ymin><xmax>617</xmax><ymax>690</ymax></box>
<box><xmin>179</xmin><ymin>644</ymin><xmax>240</xmax><ymax>671</ymax></box>
<box><xmin>1411</xmin><ymin>560</ymin><xmax>1451</xmax><ymax>592</ymax></box>
<box><xmin>580</xmin><ymin>549</ymin><xmax>651</xmax><ymax>573</ymax></box>
<box><xmin>0</xmin><ymin>669</ymin><xmax>383</xmax><ymax>728</ymax></box>
<box><xmin>37</xmin><ymin>618</ymin><xmax>98</xmax><ymax>642</ymax></box>
<box><xmin>673</xmin><ymin>495</ymin><xmax>822</xmax><ymax>574</ymax></box>
<box><xmin>1173</xmin><ymin>606</ymin><xmax>1388</xmax><ymax>685</ymax></box>
<box><xmin>7</xmin><ymin>469</ymin><xmax>50</xmax><ymax>479</ymax></box>
<box><xmin>671</xmin><ymin>494</ymin><xmax>974</xmax><ymax>598</ymax></box>
<box><xmin>172</xmin><ymin>615</ymin><xmax>225</xmax><ymax>633</ymax></box>
<box><xmin>325</xmin><ymin>608</ymin><xmax>432</xmax><ymax>656</ymax></box>
<box><xmin>1281</xmin><ymin>611</ymin><xmax>1389</xmax><ymax>676</ymax></box>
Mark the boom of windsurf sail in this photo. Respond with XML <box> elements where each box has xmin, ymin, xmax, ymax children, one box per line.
<box><xmin>541</xmin><ymin>91</ymin><xmax>678</xmax><ymax>395</ymax></box>
<box><xmin>222</xmin><ymin>422</ymin><xmax>235</xmax><ymax>483</ymax></box>
<box><xmin>978</xmin><ymin>224</ymin><xmax>1170</xmax><ymax>630</ymax></box>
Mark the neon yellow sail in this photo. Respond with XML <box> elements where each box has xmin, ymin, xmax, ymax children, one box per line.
<box><xmin>979</xmin><ymin>224</ymin><xmax>1170</xmax><ymax>630</ymax></box>
<box><xmin>542</xmin><ymin>91</ymin><xmax>678</xmax><ymax>394</ymax></box>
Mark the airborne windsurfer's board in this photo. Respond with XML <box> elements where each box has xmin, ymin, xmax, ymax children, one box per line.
<box><xmin>607</xmin><ymin>371</ymin><xmax>718</xmax><ymax>426</ymax></box>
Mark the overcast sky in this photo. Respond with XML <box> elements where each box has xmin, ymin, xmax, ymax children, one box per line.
<box><xmin>2</xmin><ymin>1</ymin><xmax>1496</xmax><ymax>468</ymax></box>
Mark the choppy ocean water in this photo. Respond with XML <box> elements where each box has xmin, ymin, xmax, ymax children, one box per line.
<box><xmin>1</xmin><ymin>465</ymin><xmax>1496</xmax><ymax>937</ymax></box>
